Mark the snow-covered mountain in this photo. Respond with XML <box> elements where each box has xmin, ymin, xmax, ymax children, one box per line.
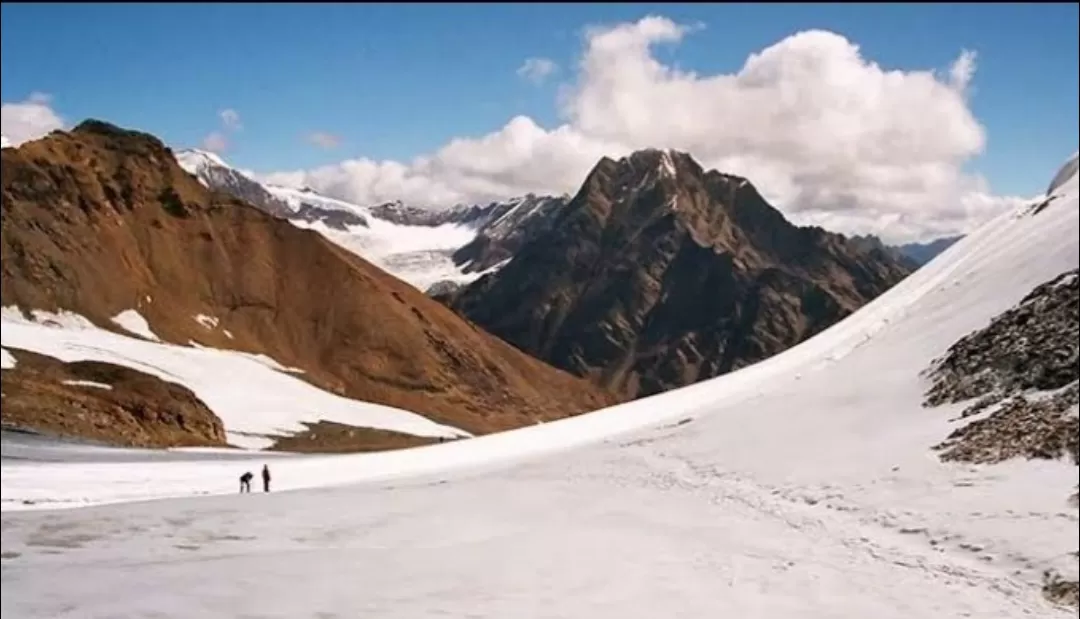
<box><xmin>1</xmin><ymin>154</ymin><xmax>1076</xmax><ymax>617</ymax></box>
<box><xmin>173</xmin><ymin>149</ymin><xmax>564</xmax><ymax>291</ymax></box>
<box><xmin>175</xmin><ymin>149</ymin><xmax>294</xmax><ymax>218</ymax></box>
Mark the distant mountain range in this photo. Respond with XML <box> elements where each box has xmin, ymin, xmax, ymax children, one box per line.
<box><xmin>848</xmin><ymin>233</ymin><xmax>964</xmax><ymax>268</ymax></box>
<box><xmin>0</xmin><ymin>120</ymin><xmax>960</xmax><ymax>449</ymax></box>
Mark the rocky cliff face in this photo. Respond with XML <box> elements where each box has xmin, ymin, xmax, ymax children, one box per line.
<box><xmin>447</xmin><ymin>149</ymin><xmax>914</xmax><ymax>398</ymax></box>
<box><xmin>451</xmin><ymin>195</ymin><xmax>568</xmax><ymax>273</ymax></box>
<box><xmin>0</xmin><ymin>120</ymin><xmax>616</xmax><ymax>447</ymax></box>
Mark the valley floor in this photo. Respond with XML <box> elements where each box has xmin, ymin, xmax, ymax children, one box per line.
<box><xmin>2</xmin><ymin>165</ymin><xmax>1077</xmax><ymax>618</ymax></box>
<box><xmin>0</xmin><ymin>433</ymin><xmax>1074</xmax><ymax>619</ymax></box>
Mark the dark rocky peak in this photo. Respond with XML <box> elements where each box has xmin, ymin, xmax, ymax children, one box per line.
<box><xmin>70</xmin><ymin>119</ymin><xmax>171</xmax><ymax>158</ymax></box>
<box><xmin>562</xmin><ymin>148</ymin><xmax>830</xmax><ymax>271</ymax></box>
<box><xmin>444</xmin><ymin>148</ymin><xmax>914</xmax><ymax>399</ymax></box>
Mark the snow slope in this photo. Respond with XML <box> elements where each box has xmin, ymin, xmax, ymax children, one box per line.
<box><xmin>1</xmin><ymin>160</ymin><xmax>1077</xmax><ymax>618</ymax></box>
<box><xmin>0</xmin><ymin>307</ymin><xmax>470</xmax><ymax>451</ymax></box>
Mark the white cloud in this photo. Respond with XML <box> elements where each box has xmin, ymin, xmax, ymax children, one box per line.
<box><xmin>306</xmin><ymin>131</ymin><xmax>341</xmax><ymax>149</ymax></box>
<box><xmin>259</xmin><ymin>16</ymin><xmax>1031</xmax><ymax>242</ymax></box>
<box><xmin>219</xmin><ymin>108</ymin><xmax>242</xmax><ymax>131</ymax></box>
<box><xmin>0</xmin><ymin>92</ymin><xmax>66</xmax><ymax>146</ymax></box>
<box><xmin>201</xmin><ymin>131</ymin><xmax>229</xmax><ymax>153</ymax></box>
<box><xmin>199</xmin><ymin>108</ymin><xmax>242</xmax><ymax>153</ymax></box>
<box><xmin>517</xmin><ymin>57</ymin><xmax>559</xmax><ymax>85</ymax></box>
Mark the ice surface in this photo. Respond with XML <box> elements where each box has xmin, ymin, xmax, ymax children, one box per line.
<box><xmin>1</xmin><ymin>161</ymin><xmax>1076</xmax><ymax>618</ymax></box>
<box><xmin>0</xmin><ymin>307</ymin><xmax>470</xmax><ymax>451</ymax></box>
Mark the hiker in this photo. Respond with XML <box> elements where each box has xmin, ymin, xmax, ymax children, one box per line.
<box><xmin>261</xmin><ymin>464</ymin><xmax>271</xmax><ymax>493</ymax></box>
<box><xmin>239</xmin><ymin>471</ymin><xmax>253</xmax><ymax>493</ymax></box>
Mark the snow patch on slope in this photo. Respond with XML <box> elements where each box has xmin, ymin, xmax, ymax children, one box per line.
<box><xmin>0</xmin><ymin>347</ymin><xmax>16</xmax><ymax>369</ymax></box>
<box><xmin>0</xmin><ymin>307</ymin><xmax>470</xmax><ymax>450</ymax></box>
<box><xmin>193</xmin><ymin>314</ymin><xmax>219</xmax><ymax>329</ymax></box>
<box><xmin>110</xmin><ymin>309</ymin><xmax>160</xmax><ymax>341</ymax></box>
<box><xmin>174</xmin><ymin>149</ymin><xmax>230</xmax><ymax>185</ymax></box>
<box><xmin>61</xmin><ymin>379</ymin><xmax>113</xmax><ymax>391</ymax></box>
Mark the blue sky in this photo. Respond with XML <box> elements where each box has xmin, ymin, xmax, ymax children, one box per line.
<box><xmin>1</xmin><ymin>3</ymin><xmax>1077</xmax><ymax>201</ymax></box>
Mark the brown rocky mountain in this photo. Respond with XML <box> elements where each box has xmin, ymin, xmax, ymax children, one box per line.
<box><xmin>444</xmin><ymin>149</ymin><xmax>914</xmax><ymax>399</ymax></box>
<box><xmin>0</xmin><ymin>120</ymin><xmax>616</xmax><ymax>449</ymax></box>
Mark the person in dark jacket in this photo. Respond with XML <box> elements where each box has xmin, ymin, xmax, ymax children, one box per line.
<box><xmin>239</xmin><ymin>471</ymin><xmax>253</xmax><ymax>493</ymax></box>
<box><xmin>261</xmin><ymin>464</ymin><xmax>271</xmax><ymax>492</ymax></box>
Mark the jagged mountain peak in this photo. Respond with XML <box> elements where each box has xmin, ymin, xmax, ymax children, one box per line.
<box><xmin>446</xmin><ymin>148</ymin><xmax>914</xmax><ymax>399</ymax></box>
<box><xmin>172</xmin><ymin>146</ymin><xmax>292</xmax><ymax>218</ymax></box>
<box><xmin>174</xmin><ymin>148</ymin><xmax>231</xmax><ymax>171</ymax></box>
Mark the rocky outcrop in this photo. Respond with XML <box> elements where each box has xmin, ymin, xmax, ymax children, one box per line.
<box><xmin>446</xmin><ymin>149</ymin><xmax>914</xmax><ymax>399</ymax></box>
<box><xmin>934</xmin><ymin>384</ymin><xmax>1078</xmax><ymax>464</ymax></box>
<box><xmin>1</xmin><ymin>348</ymin><xmax>226</xmax><ymax>448</ymax></box>
<box><xmin>425</xmin><ymin>280</ymin><xmax>464</xmax><ymax>300</ymax></box>
<box><xmin>1042</xmin><ymin>570</ymin><xmax>1079</xmax><ymax>609</ymax></box>
<box><xmin>0</xmin><ymin>120</ymin><xmax>616</xmax><ymax>448</ymax></box>
<box><xmin>921</xmin><ymin>268</ymin><xmax>1078</xmax><ymax>581</ymax></box>
<box><xmin>924</xmin><ymin>269</ymin><xmax>1078</xmax><ymax>409</ymax></box>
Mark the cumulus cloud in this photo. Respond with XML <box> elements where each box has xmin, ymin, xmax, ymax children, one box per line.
<box><xmin>201</xmin><ymin>131</ymin><xmax>230</xmax><ymax>152</ymax></box>
<box><xmin>306</xmin><ymin>131</ymin><xmax>342</xmax><ymax>149</ymax></box>
<box><xmin>517</xmin><ymin>57</ymin><xmax>559</xmax><ymax>85</ymax></box>
<box><xmin>259</xmin><ymin>16</ymin><xmax>1032</xmax><ymax>242</ymax></box>
<box><xmin>199</xmin><ymin>108</ymin><xmax>242</xmax><ymax>153</ymax></box>
<box><xmin>219</xmin><ymin>108</ymin><xmax>242</xmax><ymax>131</ymax></box>
<box><xmin>0</xmin><ymin>92</ymin><xmax>66</xmax><ymax>146</ymax></box>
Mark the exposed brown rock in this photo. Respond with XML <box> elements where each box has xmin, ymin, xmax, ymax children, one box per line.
<box><xmin>1</xmin><ymin>348</ymin><xmax>226</xmax><ymax>448</ymax></box>
<box><xmin>447</xmin><ymin>149</ymin><xmax>912</xmax><ymax>398</ymax></box>
<box><xmin>1042</xmin><ymin>569</ymin><xmax>1079</xmax><ymax>609</ymax></box>
<box><xmin>267</xmin><ymin>420</ymin><xmax>445</xmax><ymax>453</ymax></box>
<box><xmin>922</xmin><ymin>268</ymin><xmax>1079</xmax><ymax>468</ymax></box>
<box><xmin>924</xmin><ymin>268</ymin><xmax>1078</xmax><ymax>408</ymax></box>
<box><xmin>0</xmin><ymin>120</ymin><xmax>616</xmax><ymax>449</ymax></box>
<box><xmin>934</xmin><ymin>385</ymin><xmax>1078</xmax><ymax>464</ymax></box>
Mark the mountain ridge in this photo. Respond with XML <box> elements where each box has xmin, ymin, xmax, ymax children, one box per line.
<box><xmin>443</xmin><ymin>148</ymin><xmax>915</xmax><ymax>398</ymax></box>
<box><xmin>1</xmin><ymin>119</ymin><xmax>617</xmax><ymax>449</ymax></box>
